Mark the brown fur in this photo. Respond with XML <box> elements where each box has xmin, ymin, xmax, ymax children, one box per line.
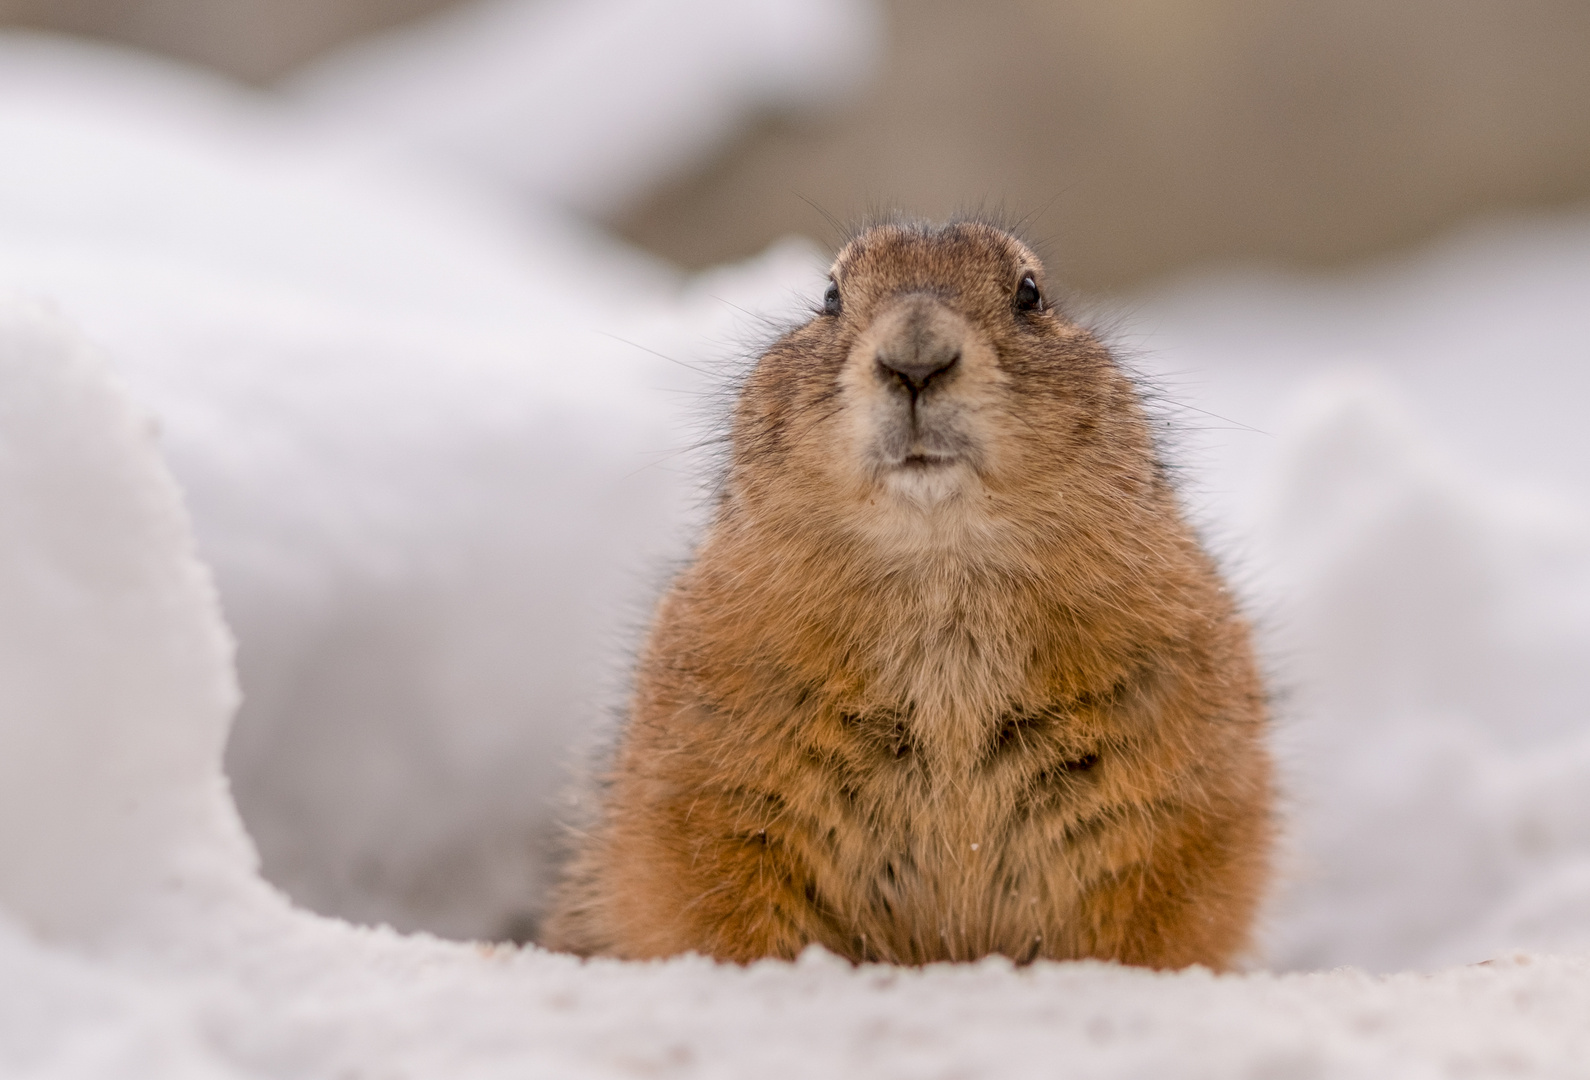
<box><xmin>542</xmin><ymin>220</ymin><xmax>1272</xmax><ymax>969</ymax></box>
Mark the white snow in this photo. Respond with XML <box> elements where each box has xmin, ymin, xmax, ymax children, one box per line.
<box><xmin>3</xmin><ymin>4</ymin><xmax>1590</xmax><ymax>1075</ymax></box>
<box><xmin>1120</xmin><ymin>225</ymin><xmax>1590</xmax><ymax>974</ymax></box>
<box><xmin>286</xmin><ymin>0</ymin><xmax>882</xmax><ymax>215</ymax></box>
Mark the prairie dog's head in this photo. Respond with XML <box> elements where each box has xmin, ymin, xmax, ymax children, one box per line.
<box><xmin>727</xmin><ymin>221</ymin><xmax>1162</xmax><ymax>557</ymax></box>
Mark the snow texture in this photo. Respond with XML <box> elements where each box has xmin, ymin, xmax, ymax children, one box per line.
<box><xmin>2</xmin><ymin>308</ymin><xmax>1590</xmax><ymax>1077</ymax></box>
<box><xmin>2</xmin><ymin>4</ymin><xmax>1590</xmax><ymax>1075</ymax></box>
<box><xmin>286</xmin><ymin>0</ymin><xmax>882</xmax><ymax>215</ymax></box>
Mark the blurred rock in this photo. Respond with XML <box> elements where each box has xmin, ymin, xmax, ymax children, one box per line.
<box><xmin>613</xmin><ymin>0</ymin><xmax>1590</xmax><ymax>291</ymax></box>
<box><xmin>6</xmin><ymin>0</ymin><xmax>1590</xmax><ymax>306</ymax></box>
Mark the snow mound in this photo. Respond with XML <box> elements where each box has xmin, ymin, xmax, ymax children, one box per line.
<box><xmin>7</xmin><ymin>12</ymin><xmax>1590</xmax><ymax>1075</ymax></box>
<box><xmin>4</xmin><ymin>307</ymin><xmax>1590</xmax><ymax>1076</ymax></box>
<box><xmin>1251</xmin><ymin>371</ymin><xmax>1590</xmax><ymax>971</ymax></box>
<box><xmin>288</xmin><ymin>0</ymin><xmax>882</xmax><ymax>214</ymax></box>
<box><xmin>0</xmin><ymin>303</ymin><xmax>249</xmax><ymax>945</ymax></box>
<box><xmin>0</xmin><ymin>25</ymin><xmax>817</xmax><ymax>941</ymax></box>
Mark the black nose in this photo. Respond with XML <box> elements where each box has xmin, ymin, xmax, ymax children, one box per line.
<box><xmin>876</xmin><ymin>342</ymin><xmax>960</xmax><ymax>394</ymax></box>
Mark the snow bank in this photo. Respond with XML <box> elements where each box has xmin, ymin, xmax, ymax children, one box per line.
<box><xmin>1119</xmin><ymin>222</ymin><xmax>1590</xmax><ymax>972</ymax></box>
<box><xmin>0</xmin><ymin>303</ymin><xmax>249</xmax><ymax>945</ymax></box>
<box><xmin>5</xmin><ymin>312</ymin><xmax>1590</xmax><ymax>1074</ymax></box>
<box><xmin>6</xmin><ymin>12</ymin><xmax>1590</xmax><ymax>1077</ymax></box>
<box><xmin>288</xmin><ymin>0</ymin><xmax>882</xmax><ymax>215</ymax></box>
<box><xmin>0</xmin><ymin>26</ymin><xmax>815</xmax><ymax>941</ymax></box>
<box><xmin>1247</xmin><ymin>373</ymin><xmax>1590</xmax><ymax>972</ymax></box>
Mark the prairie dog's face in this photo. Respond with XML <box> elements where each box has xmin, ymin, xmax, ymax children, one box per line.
<box><xmin>730</xmin><ymin>222</ymin><xmax>1151</xmax><ymax>554</ymax></box>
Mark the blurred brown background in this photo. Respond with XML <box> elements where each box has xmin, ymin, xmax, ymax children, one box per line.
<box><xmin>7</xmin><ymin>0</ymin><xmax>1590</xmax><ymax>292</ymax></box>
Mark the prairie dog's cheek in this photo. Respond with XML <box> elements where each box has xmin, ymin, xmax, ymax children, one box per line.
<box><xmin>835</xmin><ymin>402</ymin><xmax>889</xmax><ymax>496</ymax></box>
<box><xmin>769</xmin><ymin>370</ymin><xmax>864</xmax><ymax>494</ymax></box>
<box><xmin>833</xmin><ymin>342</ymin><xmax>894</xmax><ymax>473</ymax></box>
<box><xmin>933</xmin><ymin>338</ymin><xmax>1009</xmax><ymax>460</ymax></box>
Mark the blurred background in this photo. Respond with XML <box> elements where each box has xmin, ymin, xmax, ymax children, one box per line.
<box><xmin>7</xmin><ymin>0</ymin><xmax>1590</xmax><ymax>289</ymax></box>
<box><xmin>5</xmin><ymin>0</ymin><xmax>1590</xmax><ymax>973</ymax></box>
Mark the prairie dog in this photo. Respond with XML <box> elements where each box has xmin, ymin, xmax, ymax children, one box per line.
<box><xmin>544</xmin><ymin>220</ymin><xmax>1272</xmax><ymax>968</ymax></box>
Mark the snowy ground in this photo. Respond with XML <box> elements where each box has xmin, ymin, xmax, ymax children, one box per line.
<box><xmin>3</xmin><ymin>4</ymin><xmax>1590</xmax><ymax>1075</ymax></box>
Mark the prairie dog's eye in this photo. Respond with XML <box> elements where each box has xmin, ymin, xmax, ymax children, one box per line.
<box><xmin>1015</xmin><ymin>274</ymin><xmax>1043</xmax><ymax>313</ymax></box>
<box><xmin>822</xmin><ymin>280</ymin><xmax>842</xmax><ymax>317</ymax></box>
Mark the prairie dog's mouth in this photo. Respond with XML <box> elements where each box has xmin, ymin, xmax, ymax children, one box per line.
<box><xmin>870</xmin><ymin>419</ymin><xmax>977</xmax><ymax>491</ymax></box>
<box><xmin>896</xmin><ymin>452</ymin><xmax>957</xmax><ymax>469</ymax></box>
<box><xmin>875</xmin><ymin>444</ymin><xmax>973</xmax><ymax>508</ymax></box>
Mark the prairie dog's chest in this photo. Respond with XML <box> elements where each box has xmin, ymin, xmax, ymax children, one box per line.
<box><xmin>780</xmin><ymin>695</ymin><xmax>1110</xmax><ymax>852</ymax></box>
<box><xmin>751</xmin><ymin>695</ymin><xmax>1117</xmax><ymax>959</ymax></box>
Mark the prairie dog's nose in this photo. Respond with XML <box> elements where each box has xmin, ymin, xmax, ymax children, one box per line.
<box><xmin>874</xmin><ymin>301</ymin><xmax>963</xmax><ymax>393</ymax></box>
<box><xmin>877</xmin><ymin>341</ymin><xmax>959</xmax><ymax>391</ymax></box>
